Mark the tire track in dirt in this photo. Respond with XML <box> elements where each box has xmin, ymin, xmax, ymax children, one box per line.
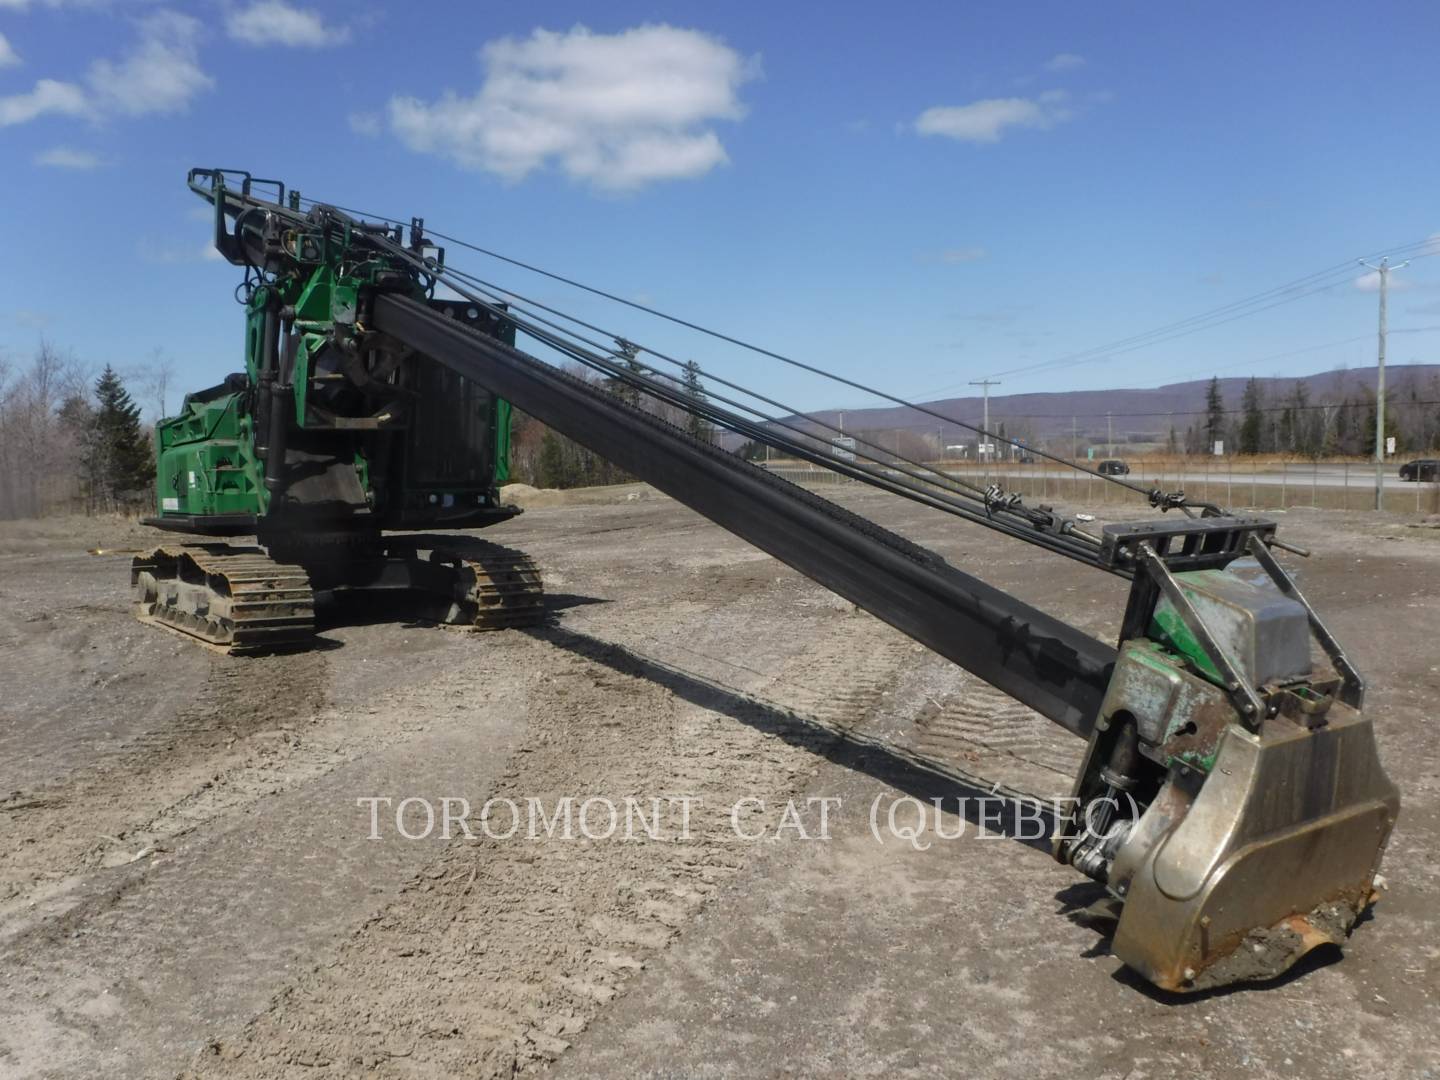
<box><xmin>181</xmin><ymin>625</ymin><xmax>915</xmax><ymax>1079</ymax></box>
<box><xmin>913</xmin><ymin>676</ymin><xmax>1083</xmax><ymax>786</ymax></box>
<box><xmin>0</xmin><ymin>627</ymin><xmax>550</xmax><ymax>937</ymax></box>
<box><xmin>0</xmin><ymin>650</ymin><xmax>330</xmax><ymax>913</ymax></box>
<box><xmin>0</xmin><ymin>633</ymin><xmax>554</xmax><ymax>1080</ymax></box>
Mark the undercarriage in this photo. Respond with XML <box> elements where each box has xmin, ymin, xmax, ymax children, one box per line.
<box><xmin>132</xmin><ymin>534</ymin><xmax>545</xmax><ymax>653</ymax></box>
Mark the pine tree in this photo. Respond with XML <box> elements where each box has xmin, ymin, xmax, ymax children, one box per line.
<box><xmin>1184</xmin><ymin>423</ymin><xmax>1201</xmax><ymax>455</ymax></box>
<box><xmin>1286</xmin><ymin>380</ymin><xmax>1313</xmax><ymax>456</ymax></box>
<box><xmin>1239</xmin><ymin>377</ymin><xmax>1264</xmax><ymax>455</ymax></box>
<box><xmin>1204</xmin><ymin>377</ymin><xmax>1225</xmax><ymax>453</ymax></box>
<box><xmin>607</xmin><ymin>340</ymin><xmax>645</xmax><ymax>409</ymax></box>
<box><xmin>681</xmin><ymin>361</ymin><xmax>714</xmax><ymax>444</ymax></box>
<box><xmin>536</xmin><ymin>430</ymin><xmax>570</xmax><ymax>488</ymax></box>
<box><xmin>85</xmin><ymin>365</ymin><xmax>152</xmax><ymax>510</ymax></box>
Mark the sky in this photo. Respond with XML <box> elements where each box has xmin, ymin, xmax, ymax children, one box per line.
<box><xmin>2</xmin><ymin>0</ymin><xmax>1440</xmax><ymax>419</ymax></box>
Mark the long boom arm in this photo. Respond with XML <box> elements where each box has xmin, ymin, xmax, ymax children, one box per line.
<box><xmin>374</xmin><ymin>293</ymin><xmax>1116</xmax><ymax>736</ymax></box>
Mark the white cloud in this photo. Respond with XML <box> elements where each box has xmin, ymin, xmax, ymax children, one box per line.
<box><xmin>34</xmin><ymin>145</ymin><xmax>105</xmax><ymax>168</ymax></box>
<box><xmin>940</xmin><ymin>247</ymin><xmax>988</xmax><ymax>263</ymax></box>
<box><xmin>1354</xmin><ymin>237</ymin><xmax>1440</xmax><ymax>290</ymax></box>
<box><xmin>1354</xmin><ymin>270</ymin><xmax>1415</xmax><ymax>293</ymax></box>
<box><xmin>1044</xmin><ymin>52</ymin><xmax>1086</xmax><ymax>71</ymax></box>
<box><xmin>914</xmin><ymin>92</ymin><xmax>1073</xmax><ymax>143</ymax></box>
<box><xmin>0</xmin><ymin>0</ymin><xmax>129</xmax><ymax>12</ymax></box>
<box><xmin>226</xmin><ymin>1</ymin><xmax>350</xmax><ymax>48</ymax></box>
<box><xmin>88</xmin><ymin>11</ymin><xmax>213</xmax><ymax>116</ymax></box>
<box><xmin>0</xmin><ymin>31</ymin><xmax>19</xmax><ymax>67</ymax></box>
<box><xmin>0</xmin><ymin>0</ymin><xmax>162</xmax><ymax>8</ymax></box>
<box><xmin>348</xmin><ymin>110</ymin><xmax>381</xmax><ymax>136</ymax></box>
<box><xmin>0</xmin><ymin>78</ymin><xmax>87</xmax><ymax>126</ymax></box>
<box><xmin>386</xmin><ymin>23</ymin><xmax>757</xmax><ymax>191</ymax></box>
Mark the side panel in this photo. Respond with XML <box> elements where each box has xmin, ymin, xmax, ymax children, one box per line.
<box><xmin>153</xmin><ymin>391</ymin><xmax>263</xmax><ymax>519</ymax></box>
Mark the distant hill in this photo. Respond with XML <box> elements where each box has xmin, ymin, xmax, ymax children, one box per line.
<box><xmin>773</xmin><ymin>364</ymin><xmax>1440</xmax><ymax>449</ymax></box>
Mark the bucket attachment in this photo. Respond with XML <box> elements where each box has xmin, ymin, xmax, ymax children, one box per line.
<box><xmin>1108</xmin><ymin>705</ymin><xmax>1397</xmax><ymax>990</ymax></box>
<box><xmin>1055</xmin><ymin>533</ymin><xmax>1400</xmax><ymax>992</ymax></box>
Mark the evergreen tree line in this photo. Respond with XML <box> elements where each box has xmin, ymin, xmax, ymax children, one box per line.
<box><xmin>1177</xmin><ymin>371</ymin><xmax>1440</xmax><ymax>458</ymax></box>
<box><xmin>11</xmin><ymin>335</ymin><xmax>1435</xmax><ymax>516</ymax></box>
<box><xmin>0</xmin><ymin>344</ymin><xmax>159</xmax><ymax>519</ymax></box>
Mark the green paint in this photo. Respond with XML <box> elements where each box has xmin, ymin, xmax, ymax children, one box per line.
<box><xmin>1148</xmin><ymin>573</ymin><xmax>1237</xmax><ymax>687</ymax></box>
<box><xmin>494</xmin><ymin>398</ymin><xmax>513</xmax><ymax>487</ymax></box>
<box><xmin>152</xmin><ymin>175</ymin><xmax>520</xmax><ymax>529</ymax></box>
<box><xmin>154</xmin><ymin>390</ymin><xmax>264</xmax><ymax>517</ymax></box>
<box><xmin>1174</xmin><ymin>749</ymin><xmax>1218</xmax><ymax>773</ymax></box>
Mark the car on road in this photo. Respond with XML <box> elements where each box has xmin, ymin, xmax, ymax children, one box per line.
<box><xmin>1400</xmin><ymin>458</ymin><xmax>1440</xmax><ymax>482</ymax></box>
<box><xmin>1097</xmin><ymin>459</ymin><xmax>1130</xmax><ymax>476</ymax></box>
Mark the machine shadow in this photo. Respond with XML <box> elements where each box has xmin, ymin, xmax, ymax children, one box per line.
<box><xmin>1111</xmin><ymin>943</ymin><xmax>1344</xmax><ymax>1002</ymax></box>
<box><xmin>317</xmin><ymin>590</ymin><xmax>608</xmax><ymax>632</ymax></box>
<box><xmin>525</xmin><ymin>622</ymin><xmax>1060</xmax><ymax>854</ymax></box>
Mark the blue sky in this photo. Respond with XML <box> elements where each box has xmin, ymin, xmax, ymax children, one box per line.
<box><xmin>2</xmin><ymin>0</ymin><xmax>1439</xmax><ymax>417</ymax></box>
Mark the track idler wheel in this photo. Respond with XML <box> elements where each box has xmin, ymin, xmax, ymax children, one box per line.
<box><xmin>429</xmin><ymin>541</ymin><xmax>546</xmax><ymax>631</ymax></box>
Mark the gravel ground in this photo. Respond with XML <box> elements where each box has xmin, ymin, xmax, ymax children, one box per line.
<box><xmin>0</xmin><ymin>488</ymin><xmax>1435</xmax><ymax>1079</ymax></box>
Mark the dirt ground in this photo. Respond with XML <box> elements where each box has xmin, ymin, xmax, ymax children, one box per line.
<box><xmin>0</xmin><ymin>485</ymin><xmax>1436</xmax><ymax>1079</ymax></box>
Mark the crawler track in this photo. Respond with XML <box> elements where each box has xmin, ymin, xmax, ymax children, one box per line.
<box><xmin>132</xmin><ymin>544</ymin><xmax>315</xmax><ymax>653</ymax></box>
<box><xmin>132</xmin><ymin>539</ymin><xmax>545</xmax><ymax>653</ymax></box>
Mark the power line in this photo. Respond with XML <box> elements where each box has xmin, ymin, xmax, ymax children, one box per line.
<box><xmin>310</xmin><ymin>190</ymin><xmax>1432</xmax><ymax>400</ymax></box>
<box><xmin>301</xmin><ymin>190</ymin><xmax>1439</xmax><ymax>397</ymax></box>
<box><xmin>908</xmin><ymin>325</ymin><xmax>1440</xmax><ymax>404</ymax></box>
<box><xmin>907</xmin><ymin>238</ymin><xmax>1440</xmax><ymax>396</ymax></box>
<box><xmin>292</xmin><ymin>194</ymin><xmax>1435</xmax><ymax>496</ymax></box>
<box><xmin>1358</xmin><ymin>256</ymin><xmax>1412</xmax><ymax>509</ymax></box>
<box><xmin>968</xmin><ymin>378</ymin><xmax>1000</xmax><ymax>468</ymax></box>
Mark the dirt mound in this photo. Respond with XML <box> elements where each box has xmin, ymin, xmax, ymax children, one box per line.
<box><xmin>501</xmin><ymin>482</ymin><xmax>663</xmax><ymax>509</ymax></box>
<box><xmin>500</xmin><ymin>483</ymin><xmax>570</xmax><ymax>509</ymax></box>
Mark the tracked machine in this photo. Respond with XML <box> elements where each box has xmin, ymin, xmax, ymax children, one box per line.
<box><xmin>137</xmin><ymin>168</ymin><xmax>1399</xmax><ymax>993</ymax></box>
<box><xmin>135</xmin><ymin>173</ymin><xmax>544</xmax><ymax>651</ymax></box>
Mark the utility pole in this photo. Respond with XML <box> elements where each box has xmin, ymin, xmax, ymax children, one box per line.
<box><xmin>1358</xmin><ymin>257</ymin><xmax>1409</xmax><ymax>510</ymax></box>
<box><xmin>1107</xmin><ymin>412</ymin><xmax>1114</xmax><ymax>458</ymax></box>
<box><xmin>969</xmin><ymin>378</ymin><xmax>1000</xmax><ymax>471</ymax></box>
<box><xmin>1071</xmin><ymin>415</ymin><xmax>1078</xmax><ymax>462</ymax></box>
